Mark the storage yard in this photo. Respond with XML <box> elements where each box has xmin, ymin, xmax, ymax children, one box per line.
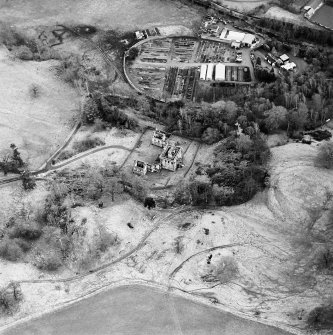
<box><xmin>126</xmin><ymin>35</ymin><xmax>254</xmax><ymax>102</ymax></box>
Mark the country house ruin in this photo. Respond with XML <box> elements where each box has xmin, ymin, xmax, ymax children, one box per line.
<box><xmin>133</xmin><ymin>130</ymin><xmax>183</xmax><ymax>175</ymax></box>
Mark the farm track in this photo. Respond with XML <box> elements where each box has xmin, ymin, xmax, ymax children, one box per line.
<box><xmin>0</xmin><ymin>145</ymin><xmax>132</xmax><ymax>187</ymax></box>
<box><xmin>168</xmin><ymin>243</ymin><xmax>245</xmax><ymax>281</ymax></box>
<box><xmin>183</xmin><ymin>142</ymin><xmax>201</xmax><ymax>177</ymax></box>
<box><xmin>2</xmin><ymin>207</ymin><xmax>193</xmax><ymax>288</ymax></box>
<box><xmin>39</xmin><ymin>121</ymin><xmax>82</xmax><ymax>171</ymax></box>
<box><xmin>119</xmin><ymin>128</ymin><xmax>147</xmax><ymax>169</ymax></box>
<box><xmin>0</xmin><ymin>126</ymin><xmax>148</xmax><ymax>187</ymax></box>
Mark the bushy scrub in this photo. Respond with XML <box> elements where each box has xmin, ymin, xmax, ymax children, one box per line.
<box><xmin>0</xmin><ymin>23</ymin><xmax>60</xmax><ymax>61</ymax></box>
<box><xmin>33</xmin><ymin>248</ymin><xmax>63</xmax><ymax>271</ymax></box>
<box><xmin>0</xmin><ymin>238</ymin><xmax>23</xmax><ymax>262</ymax></box>
<box><xmin>53</xmin><ymin>56</ymin><xmax>83</xmax><ymax>85</ymax></box>
<box><xmin>13</xmin><ymin>45</ymin><xmax>34</xmax><ymax>60</ymax></box>
<box><xmin>0</xmin><ymin>283</ymin><xmax>23</xmax><ymax>315</ymax></box>
<box><xmin>315</xmin><ymin>142</ymin><xmax>333</xmax><ymax>169</ymax></box>
<box><xmin>8</xmin><ymin>223</ymin><xmax>42</xmax><ymax>240</ymax></box>
<box><xmin>82</xmin><ymin>95</ymin><xmax>138</xmax><ymax>130</ymax></box>
<box><xmin>307</xmin><ymin>303</ymin><xmax>333</xmax><ymax>330</ymax></box>
<box><xmin>95</xmin><ymin>225</ymin><xmax>119</xmax><ymax>253</ymax></box>
<box><xmin>0</xmin><ymin>218</ymin><xmax>42</xmax><ymax>262</ymax></box>
<box><xmin>72</xmin><ymin>136</ymin><xmax>105</xmax><ymax>153</ymax></box>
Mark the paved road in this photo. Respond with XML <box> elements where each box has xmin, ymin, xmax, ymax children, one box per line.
<box><xmin>2</xmin><ymin>285</ymin><xmax>292</xmax><ymax>335</ymax></box>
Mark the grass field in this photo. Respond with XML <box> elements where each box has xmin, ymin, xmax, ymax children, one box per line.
<box><xmin>3</xmin><ymin>285</ymin><xmax>292</xmax><ymax>335</ymax></box>
<box><xmin>0</xmin><ymin>47</ymin><xmax>80</xmax><ymax>170</ymax></box>
<box><xmin>221</xmin><ymin>0</ymin><xmax>270</xmax><ymax>12</ymax></box>
<box><xmin>0</xmin><ymin>0</ymin><xmax>201</xmax><ymax>30</ymax></box>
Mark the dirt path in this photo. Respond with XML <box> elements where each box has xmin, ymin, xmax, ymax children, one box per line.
<box><xmin>41</xmin><ymin>122</ymin><xmax>82</xmax><ymax>171</ymax></box>
<box><xmin>1</xmin><ymin>207</ymin><xmax>192</xmax><ymax>288</ymax></box>
<box><xmin>119</xmin><ymin>129</ymin><xmax>147</xmax><ymax>169</ymax></box>
<box><xmin>169</xmin><ymin>243</ymin><xmax>244</xmax><ymax>281</ymax></box>
<box><xmin>48</xmin><ymin>145</ymin><xmax>132</xmax><ymax>170</ymax></box>
<box><xmin>0</xmin><ymin>145</ymin><xmax>133</xmax><ymax>187</ymax></box>
<box><xmin>0</xmin><ymin>126</ymin><xmax>148</xmax><ymax>187</ymax></box>
<box><xmin>183</xmin><ymin>141</ymin><xmax>201</xmax><ymax>177</ymax></box>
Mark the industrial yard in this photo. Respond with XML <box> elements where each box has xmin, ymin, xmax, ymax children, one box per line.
<box><xmin>125</xmin><ymin>35</ymin><xmax>254</xmax><ymax>102</ymax></box>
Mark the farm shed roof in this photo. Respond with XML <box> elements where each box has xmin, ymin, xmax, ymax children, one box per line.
<box><xmin>242</xmin><ymin>34</ymin><xmax>255</xmax><ymax>45</ymax></box>
<box><xmin>231</xmin><ymin>41</ymin><xmax>241</xmax><ymax>48</ymax></box>
<box><xmin>215</xmin><ymin>64</ymin><xmax>225</xmax><ymax>81</ymax></box>
<box><xmin>220</xmin><ymin>29</ymin><xmax>245</xmax><ymax>42</ymax></box>
<box><xmin>282</xmin><ymin>62</ymin><xmax>296</xmax><ymax>70</ymax></box>
<box><xmin>279</xmin><ymin>54</ymin><xmax>290</xmax><ymax>62</ymax></box>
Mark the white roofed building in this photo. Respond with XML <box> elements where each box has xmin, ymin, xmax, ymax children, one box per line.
<box><xmin>215</xmin><ymin>64</ymin><xmax>225</xmax><ymax>81</ymax></box>
<box><xmin>242</xmin><ymin>34</ymin><xmax>255</xmax><ymax>47</ymax></box>
<box><xmin>200</xmin><ymin>64</ymin><xmax>207</xmax><ymax>80</ymax></box>
<box><xmin>231</xmin><ymin>41</ymin><xmax>241</xmax><ymax>49</ymax></box>
<box><xmin>226</xmin><ymin>30</ymin><xmax>245</xmax><ymax>42</ymax></box>
<box><xmin>135</xmin><ymin>31</ymin><xmax>144</xmax><ymax>40</ymax></box>
<box><xmin>279</xmin><ymin>54</ymin><xmax>290</xmax><ymax>63</ymax></box>
<box><xmin>281</xmin><ymin>62</ymin><xmax>296</xmax><ymax>71</ymax></box>
<box><xmin>220</xmin><ymin>29</ymin><xmax>257</xmax><ymax>48</ymax></box>
<box><xmin>206</xmin><ymin>64</ymin><xmax>214</xmax><ymax>81</ymax></box>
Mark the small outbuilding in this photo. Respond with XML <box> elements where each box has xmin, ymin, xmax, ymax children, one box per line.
<box><xmin>133</xmin><ymin>160</ymin><xmax>148</xmax><ymax>175</ymax></box>
<box><xmin>135</xmin><ymin>31</ymin><xmax>144</xmax><ymax>40</ymax></box>
<box><xmin>279</xmin><ymin>54</ymin><xmax>290</xmax><ymax>64</ymax></box>
<box><xmin>281</xmin><ymin>62</ymin><xmax>296</xmax><ymax>71</ymax></box>
<box><xmin>266</xmin><ymin>53</ymin><xmax>277</xmax><ymax>66</ymax></box>
<box><xmin>231</xmin><ymin>41</ymin><xmax>241</xmax><ymax>49</ymax></box>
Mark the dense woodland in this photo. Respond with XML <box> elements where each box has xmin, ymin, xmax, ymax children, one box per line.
<box><xmin>256</xmin><ymin>18</ymin><xmax>333</xmax><ymax>46</ymax></box>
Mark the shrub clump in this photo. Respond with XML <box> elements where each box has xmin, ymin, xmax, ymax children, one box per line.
<box><xmin>33</xmin><ymin>248</ymin><xmax>63</xmax><ymax>271</ymax></box>
<box><xmin>53</xmin><ymin>56</ymin><xmax>82</xmax><ymax>85</ymax></box>
<box><xmin>8</xmin><ymin>224</ymin><xmax>42</xmax><ymax>240</ymax></box>
<box><xmin>82</xmin><ymin>96</ymin><xmax>138</xmax><ymax>130</ymax></box>
<box><xmin>0</xmin><ymin>239</ymin><xmax>23</xmax><ymax>262</ymax></box>
<box><xmin>95</xmin><ymin>226</ymin><xmax>119</xmax><ymax>253</ymax></box>
<box><xmin>307</xmin><ymin>304</ymin><xmax>333</xmax><ymax>330</ymax></box>
<box><xmin>0</xmin><ymin>283</ymin><xmax>23</xmax><ymax>315</ymax></box>
<box><xmin>315</xmin><ymin>142</ymin><xmax>333</xmax><ymax>169</ymax></box>
<box><xmin>72</xmin><ymin>136</ymin><xmax>105</xmax><ymax>153</ymax></box>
